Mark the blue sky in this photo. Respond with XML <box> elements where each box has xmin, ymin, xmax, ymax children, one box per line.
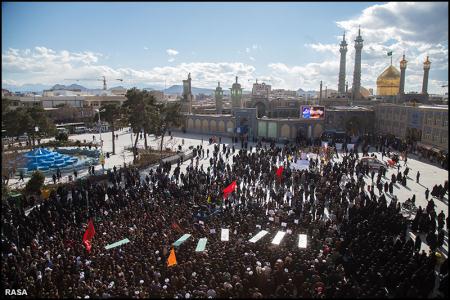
<box><xmin>2</xmin><ymin>2</ymin><xmax>448</xmax><ymax>93</ymax></box>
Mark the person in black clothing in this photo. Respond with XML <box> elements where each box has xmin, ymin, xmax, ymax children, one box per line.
<box><xmin>414</xmin><ymin>235</ymin><xmax>422</xmax><ymax>252</ymax></box>
<box><xmin>416</xmin><ymin>171</ymin><xmax>420</xmax><ymax>183</ymax></box>
<box><xmin>52</xmin><ymin>173</ymin><xmax>57</xmax><ymax>185</ymax></box>
<box><xmin>425</xmin><ymin>188</ymin><xmax>430</xmax><ymax>200</ymax></box>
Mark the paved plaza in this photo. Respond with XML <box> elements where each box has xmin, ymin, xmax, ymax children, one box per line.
<box><xmin>7</xmin><ymin>128</ymin><xmax>448</xmax><ymax>257</ymax></box>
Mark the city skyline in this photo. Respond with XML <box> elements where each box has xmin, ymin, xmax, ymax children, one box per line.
<box><xmin>2</xmin><ymin>2</ymin><xmax>448</xmax><ymax>94</ymax></box>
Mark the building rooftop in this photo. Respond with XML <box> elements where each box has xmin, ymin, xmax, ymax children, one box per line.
<box><xmin>418</xmin><ymin>105</ymin><xmax>448</xmax><ymax>110</ymax></box>
<box><xmin>328</xmin><ymin>105</ymin><xmax>373</xmax><ymax>111</ymax></box>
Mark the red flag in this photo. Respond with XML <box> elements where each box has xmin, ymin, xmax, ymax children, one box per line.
<box><xmin>82</xmin><ymin>219</ymin><xmax>95</xmax><ymax>253</ymax></box>
<box><xmin>276</xmin><ymin>166</ymin><xmax>284</xmax><ymax>180</ymax></box>
<box><xmin>223</xmin><ymin>180</ymin><xmax>237</xmax><ymax>199</ymax></box>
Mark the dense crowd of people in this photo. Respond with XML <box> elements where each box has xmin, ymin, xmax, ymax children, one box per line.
<box><xmin>1</xmin><ymin>138</ymin><xmax>448</xmax><ymax>298</ymax></box>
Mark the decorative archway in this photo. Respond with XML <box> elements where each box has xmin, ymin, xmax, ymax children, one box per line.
<box><xmin>202</xmin><ymin>120</ymin><xmax>209</xmax><ymax>132</ymax></box>
<box><xmin>188</xmin><ymin>119</ymin><xmax>194</xmax><ymax>129</ymax></box>
<box><xmin>280</xmin><ymin>124</ymin><xmax>290</xmax><ymax>138</ymax></box>
<box><xmin>218</xmin><ymin>121</ymin><xmax>225</xmax><ymax>132</ymax></box>
<box><xmin>345</xmin><ymin>116</ymin><xmax>361</xmax><ymax>136</ymax></box>
<box><xmin>210</xmin><ymin>120</ymin><xmax>217</xmax><ymax>132</ymax></box>
<box><xmin>195</xmin><ymin>119</ymin><xmax>201</xmax><ymax>130</ymax></box>
<box><xmin>226</xmin><ymin>121</ymin><xmax>234</xmax><ymax>133</ymax></box>
<box><xmin>255</xmin><ymin>102</ymin><xmax>267</xmax><ymax>118</ymax></box>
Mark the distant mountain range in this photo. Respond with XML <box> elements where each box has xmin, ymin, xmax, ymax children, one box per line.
<box><xmin>2</xmin><ymin>83</ymin><xmax>53</xmax><ymax>93</ymax></box>
<box><xmin>51</xmin><ymin>84</ymin><xmax>88</xmax><ymax>91</ymax></box>
<box><xmin>3</xmin><ymin>82</ymin><xmax>321</xmax><ymax>98</ymax></box>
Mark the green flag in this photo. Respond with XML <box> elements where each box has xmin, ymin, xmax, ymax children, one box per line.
<box><xmin>387</xmin><ymin>51</ymin><xmax>392</xmax><ymax>56</ymax></box>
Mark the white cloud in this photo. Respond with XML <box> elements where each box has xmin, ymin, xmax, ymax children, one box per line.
<box><xmin>300</xmin><ymin>2</ymin><xmax>448</xmax><ymax>93</ymax></box>
<box><xmin>2</xmin><ymin>3</ymin><xmax>447</xmax><ymax>94</ymax></box>
<box><xmin>166</xmin><ymin>49</ymin><xmax>179</xmax><ymax>56</ymax></box>
<box><xmin>304</xmin><ymin>43</ymin><xmax>338</xmax><ymax>54</ymax></box>
<box><xmin>268</xmin><ymin>60</ymin><xmax>340</xmax><ymax>90</ymax></box>
<box><xmin>1</xmin><ymin>46</ymin><xmax>257</xmax><ymax>90</ymax></box>
<box><xmin>143</xmin><ymin>47</ymin><xmax>149</xmax><ymax>51</ymax></box>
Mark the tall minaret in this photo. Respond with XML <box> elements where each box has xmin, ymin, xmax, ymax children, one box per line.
<box><xmin>399</xmin><ymin>53</ymin><xmax>407</xmax><ymax>95</ymax></box>
<box><xmin>352</xmin><ymin>26</ymin><xmax>364</xmax><ymax>101</ymax></box>
<box><xmin>421</xmin><ymin>56</ymin><xmax>431</xmax><ymax>95</ymax></box>
<box><xmin>230</xmin><ymin>76</ymin><xmax>243</xmax><ymax>110</ymax></box>
<box><xmin>182</xmin><ymin>73</ymin><xmax>193</xmax><ymax>114</ymax></box>
<box><xmin>338</xmin><ymin>32</ymin><xmax>348</xmax><ymax>95</ymax></box>
<box><xmin>319</xmin><ymin>80</ymin><xmax>323</xmax><ymax>104</ymax></box>
<box><xmin>214</xmin><ymin>81</ymin><xmax>223</xmax><ymax>114</ymax></box>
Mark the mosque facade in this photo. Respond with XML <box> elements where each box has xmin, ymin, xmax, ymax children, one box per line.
<box><xmin>175</xmin><ymin>29</ymin><xmax>445</xmax><ymax>150</ymax></box>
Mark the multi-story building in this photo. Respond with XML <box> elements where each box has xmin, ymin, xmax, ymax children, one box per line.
<box><xmin>82</xmin><ymin>95</ymin><xmax>127</xmax><ymax>108</ymax></box>
<box><xmin>375</xmin><ymin>103</ymin><xmax>448</xmax><ymax>151</ymax></box>
<box><xmin>420</xmin><ymin>105</ymin><xmax>448</xmax><ymax>151</ymax></box>
<box><xmin>252</xmin><ymin>82</ymin><xmax>271</xmax><ymax>98</ymax></box>
<box><xmin>3</xmin><ymin>95</ymin><xmax>43</xmax><ymax>110</ymax></box>
<box><xmin>41</xmin><ymin>96</ymin><xmax>85</xmax><ymax>108</ymax></box>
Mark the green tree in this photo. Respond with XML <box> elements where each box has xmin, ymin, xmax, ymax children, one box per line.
<box><xmin>150</xmin><ymin>102</ymin><xmax>184</xmax><ymax>158</ymax></box>
<box><xmin>25</xmin><ymin>171</ymin><xmax>45</xmax><ymax>195</ymax></box>
<box><xmin>3</xmin><ymin>108</ymin><xmax>29</xmax><ymax>139</ymax></box>
<box><xmin>25</xmin><ymin>106</ymin><xmax>56</xmax><ymax>145</ymax></box>
<box><xmin>100</xmin><ymin>103</ymin><xmax>121</xmax><ymax>155</ymax></box>
<box><xmin>2</xmin><ymin>98</ymin><xmax>11</xmax><ymax>116</ymax></box>
<box><xmin>55</xmin><ymin>131</ymin><xmax>69</xmax><ymax>141</ymax></box>
<box><xmin>123</xmin><ymin>88</ymin><xmax>156</xmax><ymax>161</ymax></box>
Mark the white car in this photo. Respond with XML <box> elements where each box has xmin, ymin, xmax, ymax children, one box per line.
<box><xmin>360</xmin><ymin>156</ymin><xmax>386</xmax><ymax>170</ymax></box>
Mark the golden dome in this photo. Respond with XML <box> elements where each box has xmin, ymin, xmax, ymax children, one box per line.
<box><xmin>376</xmin><ymin>65</ymin><xmax>400</xmax><ymax>96</ymax></box>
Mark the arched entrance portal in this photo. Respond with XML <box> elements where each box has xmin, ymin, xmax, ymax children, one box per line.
<box><xmin>346</xmin><ymin>116</ymin><xmax>361</xmax><ymax>136</ymax></box>
<box><xmin>255</xmin><ymin>102</ymin><xmax>267</xmax><ymax>118</ymax></box>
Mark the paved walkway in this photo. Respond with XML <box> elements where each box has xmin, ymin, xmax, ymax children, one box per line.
<box><xmin>8</xmin><ymin>130</ymin><xmax>448</xmax><ymax>258</ymax></box>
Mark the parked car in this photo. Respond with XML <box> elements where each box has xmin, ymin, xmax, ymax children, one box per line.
<box><xmin>74</xmin><ymin>126</ymin><xmax>87</xmax><ymax>134</ymax></box>
<box><xmin>360</xmin><ymin>156</ymin><xmax>386</xmax><ymax>170</ymax></box>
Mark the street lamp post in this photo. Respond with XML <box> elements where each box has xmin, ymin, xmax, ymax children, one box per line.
<box><xmin>95</xmin><ymin>109</ymin><xmax>106</xmax><ymax>153</ymax></box>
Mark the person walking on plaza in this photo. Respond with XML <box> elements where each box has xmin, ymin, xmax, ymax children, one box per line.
<box><xmin>52</xmin><ymin>173</ymin><xmax>57</xmax><ymax>185</ymax></box>
<box><xmin>425</xmin><ymin>188</ymin><xmax>430</xmax><ymax>200</ymax></box>
<box><xmin>404</xmin><ymin>166</ymin><xmax>409</xmax><ymax>178</ymax></box>
<box><xmin>19</xmin><ymin>169</ymin><xmax>24</xmax><ymax>182</ymax></box>
<box><xmin>416</xmin><ymin>171</ymin><xmax>420</xmax><ymax>183</ymax></box>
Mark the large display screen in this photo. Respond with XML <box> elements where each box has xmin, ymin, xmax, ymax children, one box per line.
<box><xmin>301</xmin><ymin>106</ymin><xmax>325</xmax><ymax>119</ymax></box>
